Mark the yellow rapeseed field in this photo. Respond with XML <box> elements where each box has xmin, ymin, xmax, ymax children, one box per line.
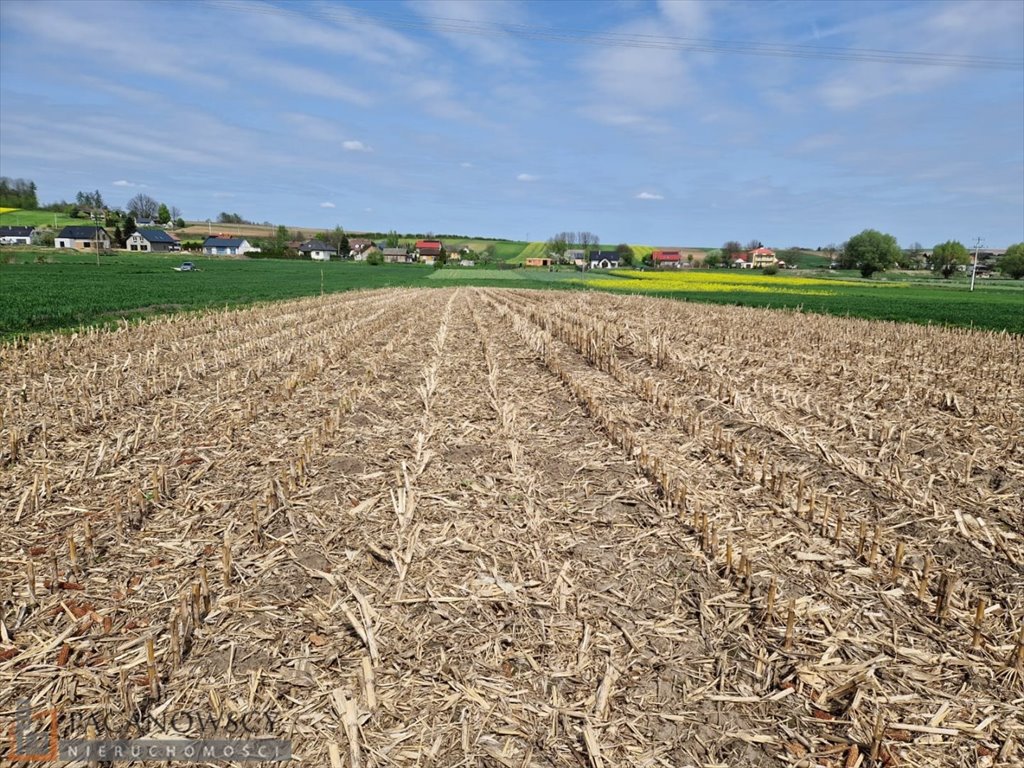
<box><xmin>0</xmin><ymin>207</ymin><xmax>19</xmax><ymax>215</ymax></box>
<box><xmin>582</xmin><ymin>269</ymin><xmax>903</xmax><ymax>296</ymax></box>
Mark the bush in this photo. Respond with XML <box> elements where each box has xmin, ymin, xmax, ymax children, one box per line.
<box><xmin>366</xmin><ymin>251</ymin><xmax>383</xmax><ymax>265</ymax></box>
<box><xmin>761</xmin><ymin>264</ymin><xmax>779</xmax><ymax>275</ymax></box>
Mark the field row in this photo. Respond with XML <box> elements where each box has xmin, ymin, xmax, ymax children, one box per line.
<box><xmin>1</xmin><ymin>288</ymin><xmax>1021</xmax><ymax>766</ymax></box>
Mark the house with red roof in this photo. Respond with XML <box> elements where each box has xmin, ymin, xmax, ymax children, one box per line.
<box><xmin>651</xmin><ymin>249</ymin><xmax>682</xmax><ymax>268</ymax></box>
<box><xmin>415</xmin><ymin>240</ymin><xmax>443</xmax><ymax>259</ymax></box>
<box><xmin>749</xmin><ymin>246</ymin><xmax>778</xmax><ymax>268</ymax></box>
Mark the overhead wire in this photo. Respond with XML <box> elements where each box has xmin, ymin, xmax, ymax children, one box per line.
<box><xmin>205</xmin><ymin>0</ymin><xmax>1023</xmax><ymax>72</ymax></box>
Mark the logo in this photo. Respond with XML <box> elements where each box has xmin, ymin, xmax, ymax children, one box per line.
<box><xmin>6</xmin><ymin>701</ymin><xmax>291</xmax><ymax>763</ymax></box>
<box><xmin>8</xmin><ymin>701</ymin><xmax>58</xmax><ymax>762</ymax></box>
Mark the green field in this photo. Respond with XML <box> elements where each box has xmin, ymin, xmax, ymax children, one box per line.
<box><xmin>0</xmin><ymin>209</ymin><xmax>93</xmax><ymax>229</ymax></box>
<box><xmin>1</xmin><ymin>249</ymin><xmax>1021</xmax><ymax>337</ymax></box>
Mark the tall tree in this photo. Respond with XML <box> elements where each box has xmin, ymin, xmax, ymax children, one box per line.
<box><xmin>614</xmin><ymin>243</ymin><xmax>634</xmax><ymax>266</ymax></box>
<box><xmin>722</xmin><ymin>240</ymin><xmax>743</xmax><ymax>257</ymax></box>
<box><xmin>998</xmin><ymin>243</ymin><xmax>1024</xmax><ymax>279</ymax></box>
<box><xmin>844</xmin><ymin>229</ymin><xmax>901</xmax><ymax>278</ymax></box>
<box><xmin>930</xmin><ymin>240</ymin><xmax>970</xmax><ymax>278</ymax></box>
<box><xmin>169</xmin><ymin>205</ymin><xmax>181</xmax><ymax>221</ymax></box>
<box><xmin>385</xmin><ymin>230</ymin><xmax>401</xmax><ymax>247</ymax></box>
<box><xmin>127</xmin><ymin>193</ymin><xmax>159</xmax><ymax>219</ymax></box>
<box><xmin>157</xmin><ymin>203</ymin><xmax>171</xmax><ymax>225</ymax></box>
<box><xmin>745</xmin><ymin>239</ymin><xmax>763</xmax><ymax>251</ymax></box>
<box><xmin>122</xmin><ymin>214</ymin><xmax>137</xmax><ymax>240</ymax></box>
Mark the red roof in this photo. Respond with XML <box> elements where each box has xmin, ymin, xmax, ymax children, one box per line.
<box><xmin>750</xmin><ymin>247</ymin><xmax>775</xmax><ymax>256</ymax></box>
<box><xmin>415</xmin><ymin>239</ymin><xmax>442</xmax><ymax>249</ymax></box>
<box><xmin>652</xmin><ymin>250</ymin><xmax>681</xmax><ymax>262</ymax></box>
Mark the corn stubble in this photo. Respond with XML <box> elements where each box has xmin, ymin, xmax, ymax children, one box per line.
<box><xmin>1</xmin><ymin>287</ymin><xmax>1021</xmax><ymax>767</ymax></box>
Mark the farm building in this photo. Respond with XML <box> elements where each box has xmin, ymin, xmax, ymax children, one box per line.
<box><xmin>588</xmin><ymin>250</ymin><xmax>620</xmax><ymax>269</ymax></box>
<box><xmin>127</xmin><ymin>228</ymin><xmax>181</xmax><ymax>252</ymax></box>
<box><xmin>203</xmin><ymin>236</ymin><xmax>257</xmax><ymax>256</ymax></box>
<box><xmin>383</xmin><ymin>247</ymin><xmax>411</xmax><ymax>263</ymax></box>
<box><xmin>298</xmin><ymin>240</ymin><xmax>337</xmax><ymax>261</ymax></box>
<box><xmin>0</xmin><ymin>225</ymin><xmax>34</xmax><ymax>245</ymax></box>
<box><xmin>525</xmin><ymin>257</ymin><xmax>553</xmax><ymax>267</ymax></box>
<box><xmin>651</xmin><ymin>250</ymin><xmax>682</xmax><ymax>268</ymax></box>
<box><xmin>55</xmin><ymin>225</ymin><xmax>112</xmax><ymax>251</ymax></box>
<box><xmin>351</xmin><ymin>245</ymin><xmax>379</xmax><ymax>262</ymax></box>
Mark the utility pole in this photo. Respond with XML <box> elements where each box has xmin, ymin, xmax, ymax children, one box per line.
<box><xmin>970</xmin><ymin>236</ymin><xmax>983</xmax><ymax>292</ymax></box>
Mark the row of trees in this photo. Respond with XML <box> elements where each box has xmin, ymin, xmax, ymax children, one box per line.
<box><xmin>832</xmin><ymin>231</ymin><xmax>1024</xmax><ymax>279</ymax></box>
<box><xmin>0</xmin><ymin>177</ymin><xmax>39</xmax><ymax>210</ymax></box>
<box><xmin>544</xmin><ymin>231</ymin><xmax>601</xmax><ymax>263</ymax></box>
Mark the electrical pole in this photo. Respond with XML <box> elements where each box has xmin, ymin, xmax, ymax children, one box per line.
<box><xmin>970</xmin><ymin>236</ymin><xmax>983</xmax><ymax>292</ymax></box>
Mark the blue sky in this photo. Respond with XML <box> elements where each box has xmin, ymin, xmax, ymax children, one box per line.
<box><xmin>1</xmin><ymin>0</ymin><xmax>1021</xmax><ymax>247</ymax></box>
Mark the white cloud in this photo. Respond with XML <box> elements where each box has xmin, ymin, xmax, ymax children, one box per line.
<box><xmin>320</xmin><ymin>201</ymin><xmax>336</xmax><ymax>208</ymax></box>
<box><xmin>460</xmin><ymin>162</ymin><xmax>474</xmax><ymax>168</ymax></box>
<box><xmin>343</xmin><ymin>140</ymin><xmax>372</xmax><ymax>152</ymax></box>
<box><xmin>636</xmin><ymin>191</ymin><xmax>664</xmax><ymax>200</ymax></box>
<box><xmin>517</xmin><ymin>173</ymin><xmax>539</xmax><ymax>182</ymax></box>
<box><xmin>113</xmin><ymin>179</ymin><xmax>142</xmax><ymax>187</ymax></box>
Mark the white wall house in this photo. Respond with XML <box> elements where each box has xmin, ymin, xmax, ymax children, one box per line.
<box><xmin>127</xmin><ymin>229</ymin><xmax>181</xmax><ymax>252</ymax></box>
<box><xmin>203</xmin><ymin>236</ymin><xmax>257</xmax><ymax>255</ymax></box>
<box><xmin>0</xmin><ymin>226</ymin><xmax>34</xmax><ymax>245</ymax></box>
<box><xmin>55</xmin><ymin>226</ymin><xmax>112</xmax><ymax>251</ymax></box>
<box><xmin>298</xmin><ymin>240</ymin><xmax>337</xmax><ymax>261</ymax></box>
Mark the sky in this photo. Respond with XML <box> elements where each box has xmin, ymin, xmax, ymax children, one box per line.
<box><xmin>1</xmin><ymin>0</ymin><xmax>1022</xmax><ymax>248</ymax></box>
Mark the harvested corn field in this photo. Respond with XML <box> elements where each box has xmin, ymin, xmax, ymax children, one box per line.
<box><xmin>1</xmin><ymin>287</ymin><xmax>1023</xmax><ymax>767</ymax></box>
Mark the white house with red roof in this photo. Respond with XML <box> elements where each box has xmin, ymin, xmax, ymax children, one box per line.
<box><xmin>651</xmin><ymin>249</ymin><xmax>682</xmax><ymax>268</ymax></box>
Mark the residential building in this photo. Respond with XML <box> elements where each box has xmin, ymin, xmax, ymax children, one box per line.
<box><xmin>415</xmin><ymin>239</ymin><xmax>443</xmax><ymax>259</ymax></box>
<box><xmin>525</xmin><ymin>257</ymin><xmax>553</xmax><ymax>267</ymax></box>
<box><xmin>298</xmin><ymin>240</ymin><xmax>337</xmax><ymax>261</ymax></box>
<box><xmin>0</xmin><ymin>225</ymin><xmax>34</xmax><ymax>245</ymax></box>
<box><xmin>651</xmin><ymin>250</ymin><xmax>682</xmax><ymax>268</ymax></box>
<box><xmin>202</xmin><ymin>236</ymin><xmax>257</xmax><ymax>256</ymax></box>
<box><xmin>749</xmin><ymin>247</ymin><xmax>778</xmax><ymax>268</ymax></box>
<box><xmin>55</xmin><ymin>226</ymin><xmax>112</xmax><ymax>251</ymax></box>
<box><xmin>127</xmin><ymin>228</ymin><xmax>181</xmax><ymax>252</ymax></box>
<box><xmin>348</xmin><ymin>238</ymin><xmax>374</xmax><ymax>256</ymax></box>
<box><xmin>588</xmin><ymin>250</ymin><xmax>620</xmax><ymax>269</ymax></box>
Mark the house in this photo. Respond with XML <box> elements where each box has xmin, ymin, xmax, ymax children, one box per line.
<box><xmin>732</xmin><ymin>253</ymin><xmax>753</xmax><ymax>269</ymax></box>
<box><xmin>298</xmin><ymin>239</ymin><xmax>337</xmax><ymax>261</ymax></box>
<box><xmin>382</xmin><ymin>247</ymin><xmax>410</xmax><ymax>263</ymax></box>
<box><xmin>525</xmin><ymin>257</ymin><xmax>553</xmax><ymax>267</ymax></box>
<box><xmin>651</xmin><ymin>250</ymin><xmax>682</xmax><ymax>268</ymax></box>
<box><xmin>415</xmin><ymin>240</ymin><xmax>443</xmax><ymax>259</ymax></box>
<box><xmin>135</xmin><ymin>216</ymin><xmax>156</xmax><ymax>227</ymax></box>
<box><xmin>749</xmin><ymin>246</ymin><xmax>778</xmax><ymax>268</ymax></box>
<box><xmin>203</xmin><ymin>236</ymin><xmax>257</xmax><ymax>256</ymax></box>
<box><xmin>588</xmin><ymin>250</ymin><xmax>620</xmax><ymax>269</ymax></box>
<box><xmin>351</xmin><ymin>245</ymin><xmax>379</xmax><ymax>262</ymax></box>
<box><xmin>566</xmin><ymin>249</ymin><xmax>586</xmax><ymax>267</ymax></box>
<box><xmin>348</xmin><ymin>238</ymin><xmax>374</xmax><ymax>256</ymax></box>
<box><xmin>127</xmin><ymin>228</ymin><xmax>181</xmax><ymax>252</ymax></box>
<box><xmin>55</xmin><ymin>226</ymin><xmax>112</xmax><ymax>251</ymax></box>
<box><xmin>0</xmin><ymin>225</ymin><xmax>34</xmax><ymax>245</ymax></box>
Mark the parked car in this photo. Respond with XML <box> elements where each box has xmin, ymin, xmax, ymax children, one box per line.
<box><xmin>176</xmin><ymin>261</ymin><xmax>195</xmax><ymax>272</ymax></box>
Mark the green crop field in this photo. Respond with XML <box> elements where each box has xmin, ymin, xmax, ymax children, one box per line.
<box><xmin>0</xmin><ymin>209</ymin><xmax>92</xmax><ymax>229</ymax></box>
<box><xmin>2</xmin><ymin>250</ymin><xmax>1021</xmax><ymax>337</ymax></box>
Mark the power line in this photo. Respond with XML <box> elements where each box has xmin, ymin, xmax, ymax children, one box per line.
<box><xmin>206</xmin><ymin>0</ymin><xmax>1023</xmax><ymax>71</ymax></box>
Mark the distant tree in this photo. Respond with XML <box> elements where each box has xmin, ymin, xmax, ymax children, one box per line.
<box><xmin>845</xmin><ymin>229</ymin><xmax>901</xmax><ymax>278</ymax></box>
<box><xmin>930</xmin><ymin>240</ymin><xmax>970</xmax><ymax>278</ymax></box>
<box><xmin>217</xmin><ymin>212</ymin><xmax>246</xmax><ymax>224</ymax></box>
<box><xmin>75</xmin><ymin>190</ymin><xmax>105</xmax><ymax>210</ymax></box>
<box><xmin>127</xmin><ymin>193</ymin><xmax>159</xmax><ymax>219</ymax></box>
<box><xmin>157</xmin><ymin>203</ymin><xmax>171</xmax><ymax>225</ymax></box>
<box><xmin>998</xmin><ymin>243</ymin><xmax>1024</xmax><ymax>279</ymax></box>
<box><xmin>899</xmin><ymin>241</ymin><xmax>924</xmax><ymax>269</ymax></box>
<box><xmin>578</xmin><ymin>231</ymin><xmax>599</xmax><ymax>258</ymax></box>
<box><xmin>436</xmin><ymin>247</ymin><xmax>449</xmax><ymax>268</ymax></box>
<box><xmin>0</xmin><ymin>177</ymin><xmax>38</xmax><ymax>209</ymax></box>
<box><xmin>547</xmin><ymin>232</ymin><xmax>571</xmax><ymax>263</ymax></box>
<box><xmin>704</xmin><ymin>250</ymin><xmax>722</xmax><ymax>268</ymax></box>
<box><xmin>385</xmin><ymin>230</ymin><xmax>401</xmax><ymax>248</ymax></box>
<box><xmin>722</xmin><ymin>240</ymin><xmax>743</xmax><ymax>258</ymax></box>
<box><xmin>122</xmin><ymin>214</ymin><xmax>137</xmax><ymax>240</ymax></box>
<box><xmin>320</xmin><ymin>226</ymin><xmax>348</xmax><ymax>256</ymax></box>
<box><xmin>113</xmin><ymin>225</ymin><xmax>124</xmax><ymax>248</ymax></box>
<box><xmin>169</xmin><ymin>205</ymin><xmax>181</xmax><ymax>221</ymax></box>
<box><xmin>614</xmin><ymin>243</ymin><xmax>634</xmax><ymax>266</ymax></box>
<box><xmin>823</xmin><ymin>243</ymin><xmax>838</xmax><ymax>263</ymax></box>
<box><xmin>174</xmin><ymin>217</ymin><xmax>186</xmax><ymax>229</ymax></box>
<box><xmin>745</xmin><ymin>239</ymin><xmax>763</xmax><ymax>251</ymax></box>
